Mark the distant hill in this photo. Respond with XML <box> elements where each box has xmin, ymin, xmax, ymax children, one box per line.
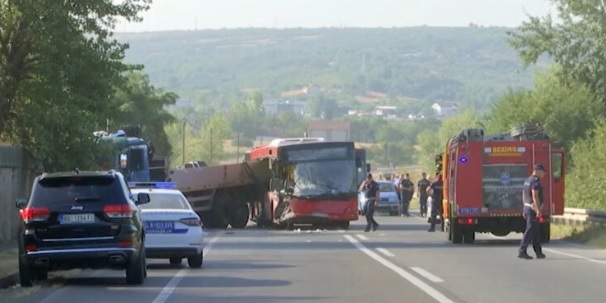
<box><xmin>115</xmin><ymin>27</ymin><xmax>550</xmax><ymax>111</ymax></box>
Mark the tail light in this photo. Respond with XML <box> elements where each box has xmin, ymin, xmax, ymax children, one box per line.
<box><xmin>538</xmin><ymin>216</ymin><xmax>545</xmax><ymax>223</ymax></box>
<box><xmin>20</xmin><ymin>207</ymin><xmax>51</xmax><ymax>223</ymax></box>
<box><xmin>25</xmin><ymin>244</ymin><xmax>37</xmax><ymax>252</ymax></box>
<box><xmin>179</xmin><ymin>217</ymin><xmax>201</xmax><ymax>227</ymax></box>
<box><xmin>103</xmin><ymin>204</ymin><xmax>133</xmax><ymax>219</ymax></box>
<box><xmin>457</xmin><ymin>218</ymin><xmax>476</xmax><ymax>224</ymax></box>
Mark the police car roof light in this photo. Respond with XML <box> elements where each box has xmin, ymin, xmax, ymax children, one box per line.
<box><xmin>128</xmin><ymin>182</ymin><xmax>177</xmax><ymax>189</ymax></box>
<box><xmin>459</xmin><ymin>156</ymin><xmax>468</xmax><ymax>163</ymax></box>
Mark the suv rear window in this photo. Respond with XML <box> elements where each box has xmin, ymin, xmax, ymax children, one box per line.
<box><xmin>30</xmin><ymin>176</ymin><xmax>127</xmax><ymax>206</ymax></box>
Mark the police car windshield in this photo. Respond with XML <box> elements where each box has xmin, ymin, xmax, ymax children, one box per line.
<box><xmin>138</xmin><ymin>192</ymin><xmax>190</xmax><ymax>210</ymax></box>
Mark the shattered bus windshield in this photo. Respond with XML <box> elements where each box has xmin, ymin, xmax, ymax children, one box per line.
<box><xmin>286</xmin><ymin>146</ymin><xmax>356</xmax><ymax>198</ymax></box>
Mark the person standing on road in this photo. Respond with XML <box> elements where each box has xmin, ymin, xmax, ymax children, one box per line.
<box><xmin>399</xmin><ymin>173</ymin><xmax>414</xmax><ymax>217</ymax></box>
<box><xmin>518</xmin><ymin>163</ymin><xmax>547</xmax><ymax>260</ymax></box>
<box><xmin>417</xmin><ymin>172</ymin><xmax>431</xmax><ymax>217</ymax></box>
<box><xmin>359</xmin><ymin>173</ymin><xmax>380</xmax><ymax>232</ymax></box>
<box><xmin>427</xmin><ymin>174</ymin><xmax>443</xmax><ymax>232</ymax></box>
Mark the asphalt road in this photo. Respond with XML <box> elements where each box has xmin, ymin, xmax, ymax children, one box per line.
<box><xmin>2</xmin><ymin>213</ymin><xmax>606</xmax><ymax>303</ymax></box>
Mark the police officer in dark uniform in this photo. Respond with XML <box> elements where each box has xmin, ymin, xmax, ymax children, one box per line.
<box><xmin>427</xmin><ymin>174</ymin><xmax>443</xmax><ymax>232</ymax></box>
<box><xmin>518</xmin><ymin>163</ymin><xmax>547</xmax><ymax>259</ymax></box>
<box><xmin>359</xmin><ymin>173</ymin><xmax>380</xmax><ymax>232</ymax></box>
<box><xmin>417</xmin><ymin>172</ymin><xmax>431</xmax><ymax>217</ymax></box>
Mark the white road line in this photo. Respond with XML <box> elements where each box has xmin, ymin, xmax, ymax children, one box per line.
<box><xmin>337</xmin><ymin>230</ymin><xmax>345</xmax><ymax>233</ymax></box>
<box><xmin>151</xmin><ymin>233</ymin><xmax>222</xmax><ymax>303</ymax></box>
<box><xmin>376</xmin><ymin>247</ymin><xmax>395</xmax><ymax>257</ymax></box>
<box><xmin>344</xmin><ymin>235</ymin><xmax>456</xmax><ymax>303</ymax></box>
<box><xmin>488</xmin><ymin>234</ymin><xmax>606</xmax><ymax>265</ymax></box>
<box><xmin>356</xmin><ymin>234</ymin><xmax>369</xmax><ymax>241</ymax></box>
<box><xmin>411</xmin><ymin>267</ymin><xmax>444</xmax><ymax>283</ymax></box>
<box><xmin>543</xmin><ymin>248</ymin><xmax>606</xmax><ymax>265</ymax></box>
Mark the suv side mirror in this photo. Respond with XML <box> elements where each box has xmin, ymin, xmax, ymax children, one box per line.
<box><xmin>136</xmin><ymin>193</ymin><xmax>150</xmax><ymax>205</ymax></box>
<box><xmin>16</xmin><ymin>198</ymin><xmax>28</xmax><ymax>209</ymax></box>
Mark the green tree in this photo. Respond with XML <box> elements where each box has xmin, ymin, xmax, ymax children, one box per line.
<box><xmin>487</xmin><ymin>67</ymin><xmax>603</xmax><ymax>150</ymax></box>
<box><xmin>507</xmin><ymin>0</ymin><xmax>606</xmax><ymax>105</ymax></box>
<box><xmin>0</xmin><ymin>0</ymin><xmax>151</xmax><ymax>170</ymax></box>
<box><xmin>565</xmin><ymin>119</ymin><xmax>606</xmax><ymax>209</ymax></box>
<box><xmin>415</xmin><ymin>110</ymin><xmax>483</xmax><ymax>172</ymax></box>
<box><xmin>200</xmin><ymin>113</ymin><xmax>229</xmax><ymax>164</ymax></box>
<box><xmin>111</xmin><ymin>71</ymin><xmax>178</xmax><ymax>158</ymax></box>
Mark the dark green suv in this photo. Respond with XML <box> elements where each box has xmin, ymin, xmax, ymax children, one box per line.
<box><xmin>16</xmin><ymin>170</ymin><xmax>150</xmax><ymax>287</ymax></box>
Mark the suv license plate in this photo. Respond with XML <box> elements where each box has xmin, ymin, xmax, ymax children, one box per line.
<box><xmin>60</xmin><ymin>213</ymin><xmax>95</xmax><ymax>224</ymax></box>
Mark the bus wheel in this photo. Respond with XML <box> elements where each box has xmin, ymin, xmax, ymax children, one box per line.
<box><xmin>337</xmin><ymin>221</ymin><xmax>350</xmax><ymax>230</ymax></box>
<box><xmin>451</xmin><ymin>221</ymin><xmax>463</xmax><ymax>244</ymax></box>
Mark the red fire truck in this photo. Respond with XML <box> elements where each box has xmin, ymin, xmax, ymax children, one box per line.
<box><xmin>435</xmin><ymin>124</ymin><xmax>565</xmax><ymax>244</ymax></box>
<box><xmin>168</xmin><ymin>137</ymin><xmax>365</xmax><ymax>230</ymax></box>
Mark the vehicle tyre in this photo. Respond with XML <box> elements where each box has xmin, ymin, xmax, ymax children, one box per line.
<box><xmin>126</xmin><ymin>247</ymin><xmax>146</xmax><ymax>285</ymax></box>
<box><xmin>188</xmin><ymin>252</ymin><xmax>203</xmax><ymax>269</ymax></box>
<box><xmin>463</xmin><ymin>229</ymin><xmax>475</xmax><ymax>244</ymax></box>
<box><xmin>338</xmin><ymin>221</ymin><xmax>350</xmax><ymax>230</ymax></box>
<box><xmin>18</xmin><ymin>258</ymin><xmax>34</xmax><ymax>288</ymax></box>
<box><xmin>451</xmin><ymin>221</ymin><xmax>463</xmax><ymax>244</ymax></box>
<box><xmin>228</xmin><ymin>203</ymin><xmax>250</xmax><ymax>229</ymax></box>
<box><xmin>169</xmin><ymin>257</ymin><xmax>182</xmax><ymax>265</ymax></box>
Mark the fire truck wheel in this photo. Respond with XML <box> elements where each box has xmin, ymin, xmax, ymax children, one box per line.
<box><xmin>450</xmin><ymin>221</ymin><xmax>463</xmax><ymax>244</ymax></box>
<box><xmin>463</xmin><ymin>229</ymin><xmax>475</xmax><ymax>244</ymax></box>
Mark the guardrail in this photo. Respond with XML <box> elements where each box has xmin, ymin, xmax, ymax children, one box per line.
<box><xmin>552</xmin><ymin>208</ymin><xmax>606</xmax><ymax>225</ymax></box>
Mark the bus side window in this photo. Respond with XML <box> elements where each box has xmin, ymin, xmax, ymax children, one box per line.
<box><xmin>552</xmin><ymin>153</ymin><xmax>563</xmax><ymax>180</ymax></box>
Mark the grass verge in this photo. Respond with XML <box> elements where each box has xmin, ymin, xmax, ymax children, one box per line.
<box><xmin>551</xmin><ymin>224</ymin><xmax>606</xmax><ymax>249</ymax></box>
<box><xmin>0</xmin><ymin>247</ymin><xmax>17</xmax><ymax>280</ymax></box>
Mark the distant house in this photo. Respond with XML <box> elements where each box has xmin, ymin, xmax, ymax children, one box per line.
<box><xmin>263</xmin><ymin>99</ymin><xmax>308</xmax><ymax>115</ymax></box>
<box><xmin>302</xmin><ymin>84</ymin><xmax>321</xmax><ymax>95</ymax></box>
<box><xmin>432</xmin><ymin>102</ymin><xmax>458</xmax><ymax>117</ymax></box>
<box><xmin>307</xmin><ymin>121</ymin><xmax>351</xmax><ymax>141</ymax></box>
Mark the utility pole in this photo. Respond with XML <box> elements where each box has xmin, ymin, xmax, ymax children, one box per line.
<box><xmin>236</xmin><ymin>133</ymin><xmax>240</xmax><ymax>163</ymax></box>
<box><xmin>182</xmin><ymin>120</ymin><xmax>186</xmax><ymax>165</ymax></box>
<box><xmin>210</xmin><ymin>128</ymin><xmax>213</xmax><ymax>164</ymax></box>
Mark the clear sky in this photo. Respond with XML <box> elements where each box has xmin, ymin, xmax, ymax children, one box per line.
<box><xmin>116</xmin><ymin>0</ymin><xmax>555</xmax><ymax>32</ymax></box>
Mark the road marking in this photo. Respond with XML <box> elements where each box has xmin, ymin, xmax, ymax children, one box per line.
<box><xmin>151</xmin><ymin>233</ymin><xmax>222</xmax><ymax>303</ymax></box>
<box><xmin>411</xmin><ymin>267</ymin><xmax>444</xmax><ymax>283</ymax></box>
<box><xmin>543</xmin><ymin>248</ymin><xmax>606</xmax><ymax>265</ymax></box>
<box><xmin>337</xmin><ymin>230</ymin><xmax>345</xmax><ymax>233</ymax></box>
<box><xmin>488</xmin><ymin>234</ymin><xmax>606</xmax><ymax>265</ymax></box>
<box><xmin>356</xmin><ymin>234</ymin><xmax>369</xmax><ymax>240</ymax></box>
<box><xmin>344</xmin><ymin>235</ymin><xmax>456</xmax><ymax>303</ymax></box>
<box><xmin>376</xmin><ymin>247</ymin><xmax>395</xmax><ymax>257</ymax></box>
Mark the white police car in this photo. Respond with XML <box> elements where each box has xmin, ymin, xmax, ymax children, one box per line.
<box><xmin>129</xmin><ymin>182</ymin><xmax>204</xmax><ymax>268</ymax></box>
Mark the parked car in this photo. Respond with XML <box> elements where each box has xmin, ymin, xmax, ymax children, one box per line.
<box><xmin>358</xmin><ymin>180</ymin><xmax>400</xmax><ymax>216</ymax></box>
<box><xmin>16</xmin><ymin>170</ymin><xmax>150</xmax><ymax>287</ymax></box>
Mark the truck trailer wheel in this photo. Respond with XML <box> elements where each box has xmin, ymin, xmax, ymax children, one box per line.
<box><xmin>463</xmin><ymin>229</ymin><xmax>475</xmax><ymax>244</ymax></box>
<box><xmin>228</xmin><ymin>203</ymin><xmax>250</xmax><ymax>229</ymax></box>
<box><xmin>540</xmin><ymin>223</ymin><xmax>551</xmax><ymax>243</ymax></box>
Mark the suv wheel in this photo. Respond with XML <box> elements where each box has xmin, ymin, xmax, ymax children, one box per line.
<box><xmin>126</xmin><ymin>247</ymin><xmax>146</xmax><ymax>285</ymax></box>
<box><xmin>187</xmin><ymin>252</ymin><xmax>203</xmax><ymax>269</ymax></box>
<box><xmin>19</xmin><ymin>258</ymin><xmax>34</xmax><ymax>287</ymax></box>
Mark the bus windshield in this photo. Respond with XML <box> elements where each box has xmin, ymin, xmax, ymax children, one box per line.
<box><xmin>286</xmin><ymin>146</ymin><xmax>356</xmax><ymax>198</ymax></box>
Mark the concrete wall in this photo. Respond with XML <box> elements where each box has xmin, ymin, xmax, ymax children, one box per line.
<box><xmin>0</xmin><ymin>146</ymin><xmax>38</xmax><ymax>243</ymax></box>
